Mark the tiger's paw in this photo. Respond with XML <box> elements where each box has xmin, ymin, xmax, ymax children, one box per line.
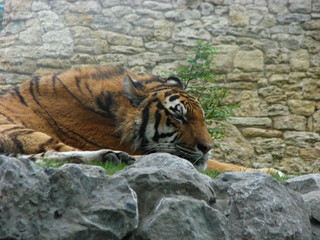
<box><xmin>25</xmin><ymin>149</ymin><xmax>136</xmax><ymax>165</ymax></box>
<box><xmin>101</xmin><ymin>150</ymin><xmax>136</xmax><ymax>165</ymax></box>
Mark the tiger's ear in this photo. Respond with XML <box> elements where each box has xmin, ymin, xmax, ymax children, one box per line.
<box><xmin>123</xmin><ymin>75</ymin><xmax>146</xmax><ymax>106</ymax></box>
<box><xmin>165</xmin><ymin>76</ymin><xmax>184</xmax><ymax>89</ymax></box>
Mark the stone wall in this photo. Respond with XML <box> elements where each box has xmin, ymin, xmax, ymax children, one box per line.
<box><xmin>0</xmin><ymin>0</ymin><xmax>5</xmax><ymax>31</ymax></box>
<box><xmin>0</xmin><ymin>0</ymin><xmax>319</xmax><ymax>174</ymax></box>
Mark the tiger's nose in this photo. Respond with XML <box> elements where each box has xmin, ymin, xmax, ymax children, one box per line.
<box><xmin>197</xmin><ymin>143</ymin><xmax>213</xmax><ymax>154</ymax></box>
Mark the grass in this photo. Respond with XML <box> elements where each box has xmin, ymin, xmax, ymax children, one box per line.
<box><xmin>36</xmin><ymin>159</ymin><xmax>289</xmax><ymax>181</ymax></box>
<box><xmin>36</xmin><ymin>159</ymin><xmax>128</xmax><ymax>175</ymax></box>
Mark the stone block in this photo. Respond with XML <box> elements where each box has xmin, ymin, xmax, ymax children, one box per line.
<box><xmin>289</xmin><ymin>0</ymin><xmax>312</xmax><ymax>13</ymax></box>
<box><xmin>212</xmin><ymin>122</ymin><xmax>255</xmax><ymax>167</ymax></box>
<box><xmin>69</xmin><ymin>1</ymin><xmax>102</xmax><ymax>14</ymax></box>
<box><xmin>250</xmin><ymin>137</ymin><xmax>285</xmax><ymax>159</ymax></box>
<box><xmin>227</xmin><ymin>117</ymin><xmax>272</xmax><ymax>127</ymax></box>
<box><xmin>269</xmin><ymin>74</ymin><xmax>289</xmax><ymax>86</ymax></box>
<box><xmin>234</xmin><ymin>50</ymin><xmax>264</xmax><ymax>72</ymax></box>
<box><xmin>212</xmin><ymin>45</ymin><xmax>239</xmax><ymax>73</ymax></box>
<box><xmin>267</xmin><ymin>104</ymin><xmax>290</xmax><ymax>116</ymax></box>
<box><xmin>303</xmin><ymin>20</ymin><xmax>320</xmax><ymax>30</ymax></box>
<box><xmin>290</xmin><ymin>49</ymin><xmax>310</xmax><ymax>71</ymax></box>
<box><xmin>105</xmin><ymin>31</ymin><xmax>133</xmax><ymax>45</ymax></box>
<box><xmin>229</xmin><ymin>5</ymin><xmax>249</xmax><ymax>27</ymax></box>
<box><xmin>273</xmin><ymin>115</ymin><xmax>307</xmax><ymax>131</ymax></box>
<box><xmin>143</xmin><ymin>1</ymin><xmax>173</xmax><ymax>10</ymax></box>
<box><xmin>300</xmin><ymin>148</ymin><xmax>320</xmax><ymax>160</ymax></box>
<box><xmin>37</xmin><ymin>10</ymin><xmax>64</xmax><ymax>32</ymax></box>
<box><xmin>313</xmin><ymin>110</ymin><xmax>320</xmax><ymax>133</ymax></box>
<box><xmin>283</xmin><ymin>131</ymin><xmax>320</xmax><ymax>147</ymax></box>
<box><xmin>302</xmin><ymin>78</ymin><xmax>320</xmax><ymax>100</ymax></box>
<box><xmin>31</xmin><ymin>1</ymin><xmax>51</xmax><ymax>11</ymax></box>
<box><xmin>154</xmin><ymin>20</ymin><xmax>174</xmax><ymax>41</ymax></box>
<box><xmin>242</xmin><ymin>128</ymin><xmax>283</xmax><ymax>138</ymax></box>
<box><xmin>128</xmin><ymin>52</ymin><xmax>159</xmax><ymax>67</ymax></box>
<box><xmin>285</xmin><ymin>146</ymin><xmax>300</xmax><ymax>157</ymax></box>
<box><xmin>288</xmin><ymin>99</ymin><xmax>315</xmax><ymax>116</ymax></box>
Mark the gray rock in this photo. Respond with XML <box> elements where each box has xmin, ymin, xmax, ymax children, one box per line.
<box><xmin>116</xmin><ymin>153</ymin><xmax>216</xmax><ymax>221</ymax></box>
<box><xmin>0</xmin><ymin>156</ymin><xmax>138</xmax><ymax>240</ymax></box>
<box><xmin>283</xmin><ymin>174</ymin><xmax>320</xmax><ymax>240</ymax></box>
<box><xmin>116</xmin><ymin>153</ymin><xmax>228</xmax><ymax>239</ymax></box>
<box><xmin>283</xmin><ymin>174</ymin><xmax>320</xmax><ymax>194</ymax></box>
<box><xmin>212</xmin><ymin>171</ymin><xmax>312</xmax><ymax>240</ymax></box>
<box><xmin>135</xmin><ymin>196</ymin><xmax>229</xmax><ymax>240</ymax></box>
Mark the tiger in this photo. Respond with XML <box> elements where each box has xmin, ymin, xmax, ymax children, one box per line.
<box><xmin>0</xmin><ymin>66</ymin><xmax>282</xmax><ymax>175</ymax></box>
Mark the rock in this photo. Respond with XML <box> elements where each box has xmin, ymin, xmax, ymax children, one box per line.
<box><xmin>229</xmin><ymin>5</ymin><xmax>249</xmax><ymax>27</ymax></box>
<box><xmin>303</xmin><ymin>78</ymin><xmax>320</xmax><ymax>100</ymax></box>
<box><xmin>212</xmin><ymin>122</ymin><xmax>256</xmax><ymax>167</ymax></box>
<box><xmin>273</xmin><ymin>115</ymin><xmax>307</xmax><ymax>131</ymax></box>
<box><xmin>283</xmin><ymin>174</ymin><xmax>320</xmax><ymax>240</ymax></box>
<box><xmin>135</xmin><ymin>196</ymin><xmax>229</xmax><ymax>240</ymax></box>
<box><xmin>290</xmin><ymin>49</ymin><xmax>310</xmax><ymax>71</ymax></box>
<box><xmin>267</xmin><ymin>104</ymin><xmax>290</xmax><ymax>116</ymax></box>
<box><xmin>242</xmin><ymin>128</ymin><xmax>283</xmax><ymax>138</ymax></box>
<box><xmin>283</xmin><ymin>131</ymin><xmax>320</xmax><ymax>148</ymax></box>
<box><xmin>0</xmin><ymin>156</ymin><xmax>138</xmax><ymax>240</ymax></box>
<box><xmin>233</xmin><ymin>90</ymin><xmax>268</xmax><ymax>117</ymax></box>
<box><xmin>313</xmin><ymin>110</ymin><xmax>320</xmax><ymax>134</ymax></box>
<box><xmin>234</xmin><ymin>50</ymin><xmax>264</xmax><ymax>72</ymax></box>
<box><xmin>288</xmin><ymin>99</ymin><xmax>315</xmax><ymax>116</ymax></box>
<box><xmin>212</xmin><ymin>172</ymin><xmax>312</xmax><ymax>240</ymax></box>
<box><xmin>212</xmin><ymin>45</ymin><xmax>239</xmax><ymax>73</ymax></box>
<box><xmin>299</xmin><ymin>148</ymin><xmax>320</xmax><ymax>161</ymax></box>
<box><xmin>250</xmin><ymin>137</ymin><xmax>285</xmax><ymax>159</ymax></box>
<box><xmin>116</xmin><ymin>153</ymin><xmax>216</xmax><ymax>221</ymax></box>
<box><xmin>283</xmin><ymin>174</ymin><xmax>320</xmax><ymax>194</ymax></box>
<box><xmin>228</xmin><ymin>117</ymin><xmax>272</xmax><ymax>128</ymax></box>
<box><xmin>288</xmin><ymin>0</ymin><xmax>312</xmax><ymax>13</ymax></box>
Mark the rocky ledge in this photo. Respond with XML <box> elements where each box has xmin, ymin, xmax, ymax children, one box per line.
<box><xmin>0</xmin><ymin>153</ymin><xmax>319</xmax><ymax>240</ymax></box>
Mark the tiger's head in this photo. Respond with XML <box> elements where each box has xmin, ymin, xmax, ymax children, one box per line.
<box><xmin>123</xmin><ymin>75</ymin><xmax>213</xmax><ymax>170</ymax></box>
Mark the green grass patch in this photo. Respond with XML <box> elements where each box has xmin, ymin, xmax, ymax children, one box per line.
<box><xmin>36</xmin><ymin>159</ymin><xmax>289</xmax><ymax>181</ymax></box>
<box><xmin>36</xmin><ymin>159</ymin><xmax>128</xmax><ymax>175</ymax></box>
<box><xmin>200</xmin><ymin>170</ymin><xmax>221</xmax><ymax>179</ymax></box>
<box><xmin>90</xmin><ymin>162</ymin><xmax>128</xmax><ymax>175</ymax></box>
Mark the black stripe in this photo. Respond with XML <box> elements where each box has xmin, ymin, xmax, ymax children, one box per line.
<box><xmin>39</xmin><ymin>137</ymin><xmax>56</xmax><ymax>152</ymax></box>
<box><xmin>1</xmin><ymin>126</ymin><xmax>26</xmax><ymax>134</ymax></box>
<box><xmin>139</xmin><ymin>102</ymin><xmax>151</xmax><ymax>143</ymax></box>
<box><xmin>152</xmin><ymin>110</ymin><xmax>162</xmax><ymax>142</ymax></box>
<box><xmin>166</xmin><ymin>117</ymin><xmax>177</xmax><ymax>128</ymax></box>
<box><xmin>13</xmin><ymin>86</ymin><xmax>27</xmax><ymax>106</ymax></box>
<box><xmin>0</xmin><ymin>112</ymin><xmax>15</xmax><ymax>122</ymax></box>
<box><xmin>10</xmin><ymin>135</ymin><xmax>25</xmax><ymax>154</ymax></box>
<box><xmin>75</xmin><ymin>76</ymin><xmax>83</xmax><ymax>94</ymax></box>
<box><xmin>91</xmin><ymin>66</ymin><xmax>126</xmax><ymax>80</ymax></box>
<box><xmin>32</xmin><ymin>76</ymin><xmax>41</xmax><ymax>95</ymax></box>
<box><xmin>29</xmin><ymin>80</ymin><xmax>106</xmax><ymax>149</ymax></box>
<box><xmin>85</xmin><ymin>82</ymin><xmax>94</xmax><ymax>97</ymax></box>
<box><xmin>52</xmin><ymin>72</ymin><xmax>61</xmax><ymax>89</ymax></box>
<box><xmin>96</xmin><ymin>92</ymin><xmax>115</xmax><ymax>117</ymax></box>
<box><xmin>156</xmin><ymin>101</ymin><xmax>170</xmax><ymax>116</ymax></box>
<box><xmin>30</xmin><ymin>79</ymin><xmax>41</xmax><ymax>106</ymax></box>
<box><xmin>169</xmin><ymin>95</ymin><xmax>180</xmax><ymax>102</ymax></box>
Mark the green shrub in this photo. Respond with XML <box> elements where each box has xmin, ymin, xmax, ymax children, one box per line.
<box><xmin>170</xmin><ymin>41</ymin><xmax>236</xmax><ymax>141</ymax></box>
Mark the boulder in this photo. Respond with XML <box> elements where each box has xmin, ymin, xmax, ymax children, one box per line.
<box><xmin>0</xmin><ymin>156</ymin><xmax>138</xmax><ymax>240</ymax></box>
<box><xmin>0</xmin><ymin>153</ymin><xmax>318</xmax><ymax>240</ymax></box>
<box><xmin>283</xmin><ymin>174</ymin><xmax>320</xmax><ymax>240</ymax></box>
<box><xmin>212</xmin><ymin>171</ymin><xmax>312</xmax><ymax>240</ymax></box>
<box><xmin>116</xmin><ymin>154</ymin><xmax>217</xmax><ymax>218</ymax></box>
